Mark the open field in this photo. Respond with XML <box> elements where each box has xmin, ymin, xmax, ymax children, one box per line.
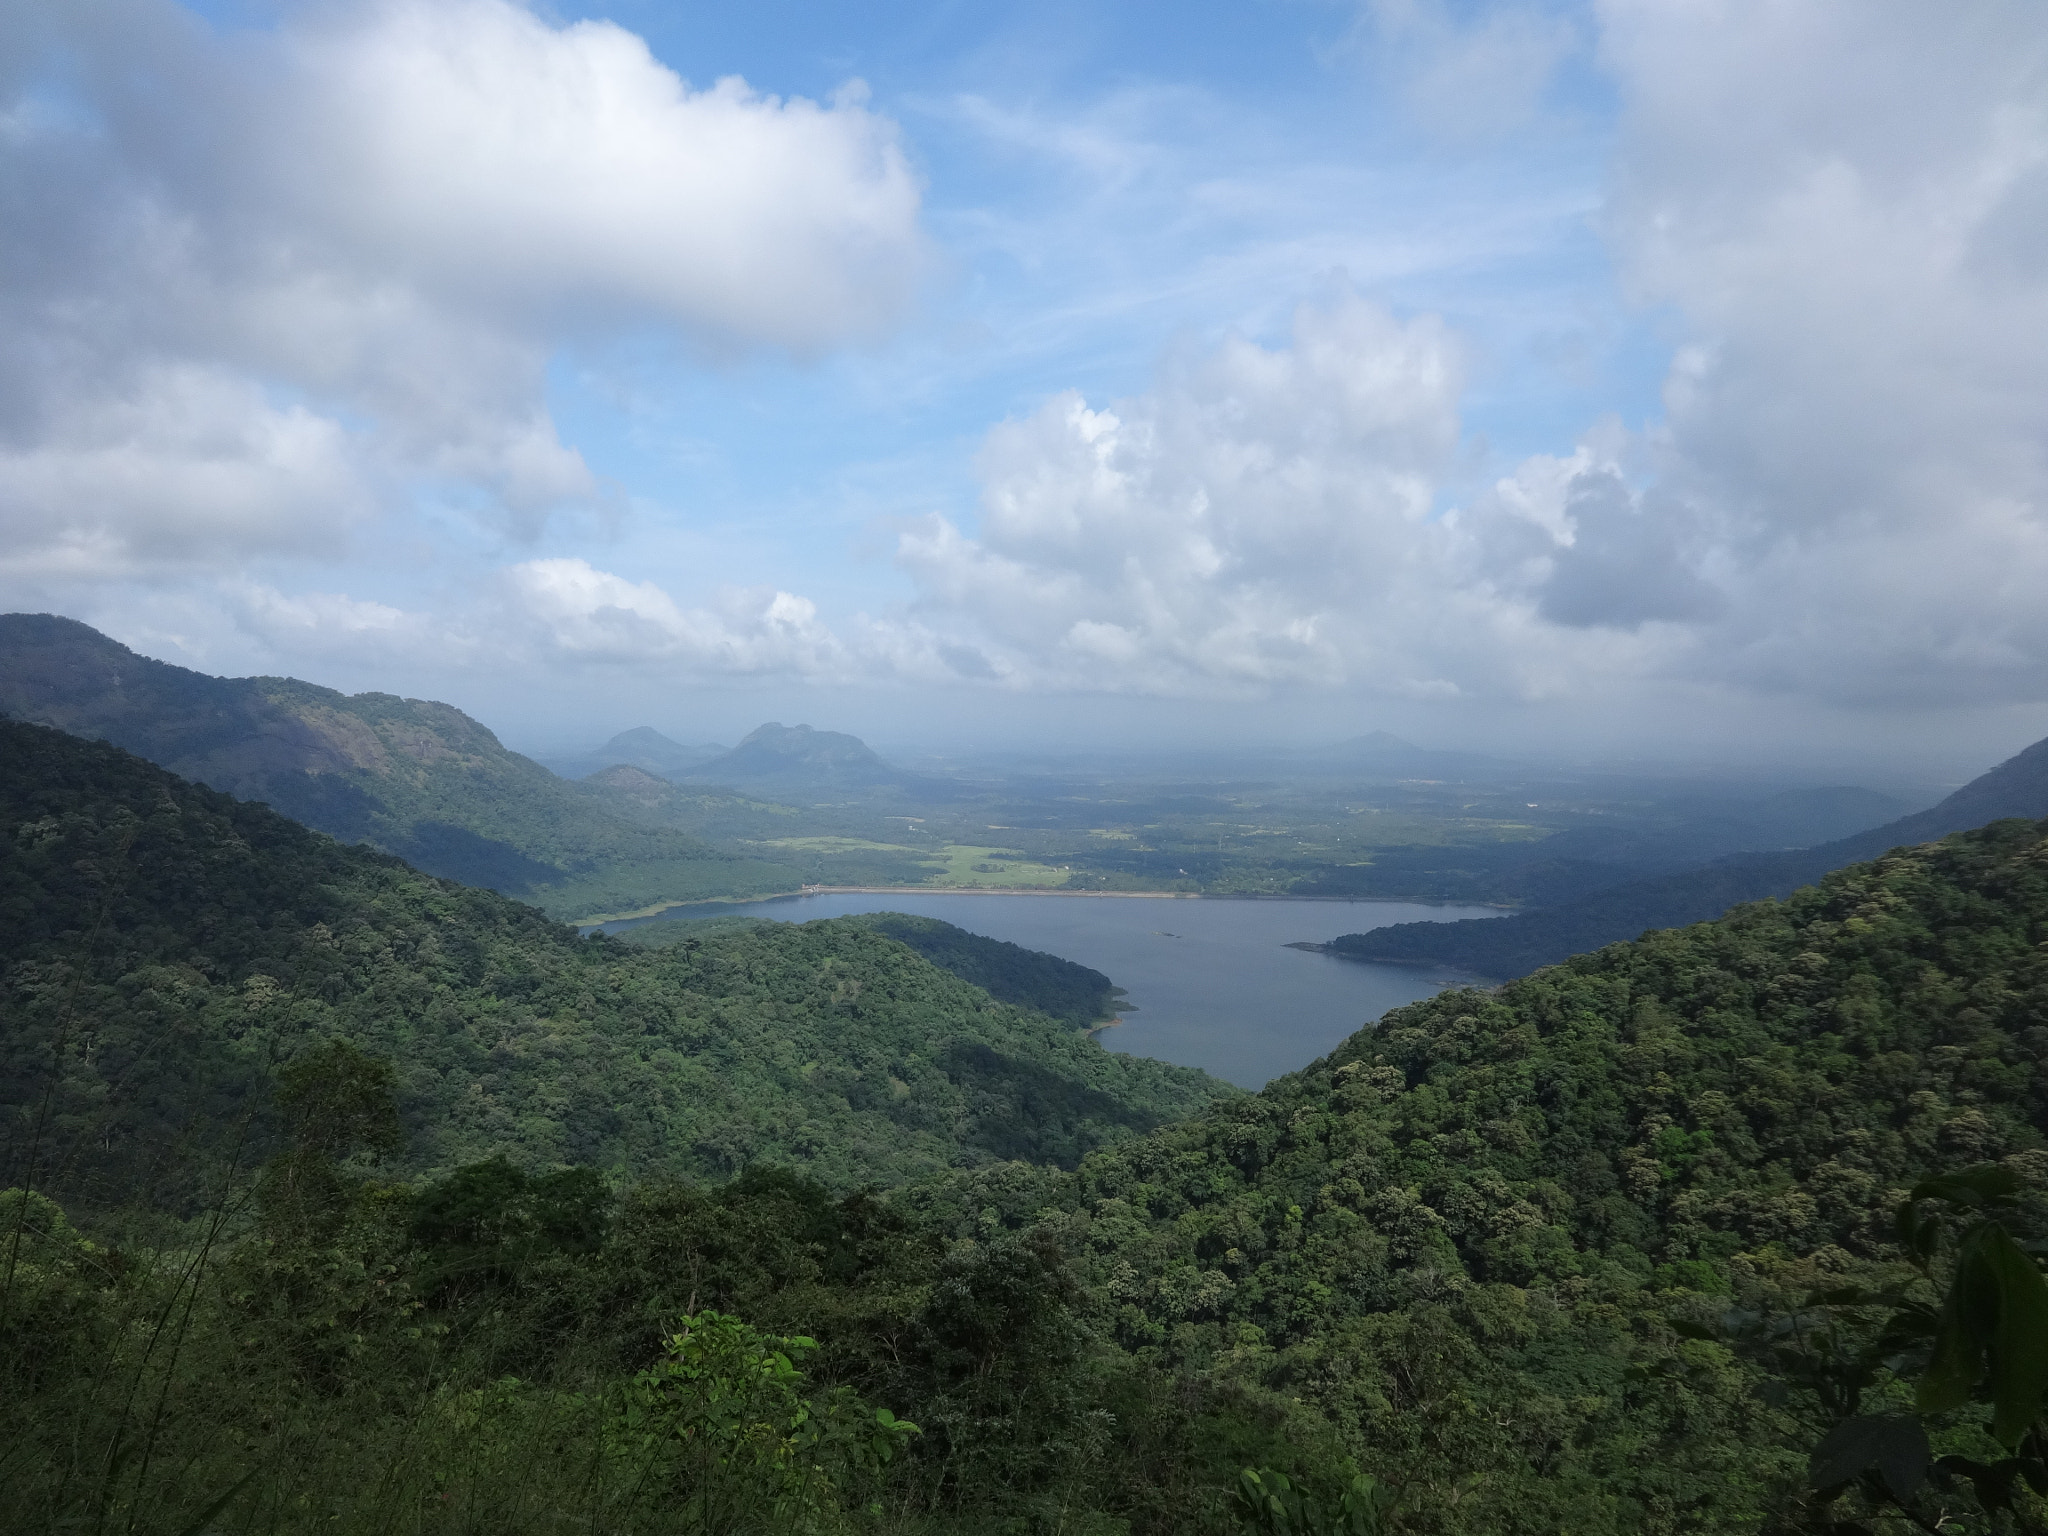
<box><xmin>753</xmin><ymin>836</ymin><xmax>1085</xmax><ymax>890</ymax></box>
<box><xmin>560</xmin><ymin>754</ymin><xmax>1929</xmax><ymax>919</ymax></box>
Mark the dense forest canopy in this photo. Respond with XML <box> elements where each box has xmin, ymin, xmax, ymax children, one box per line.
<box><xmin>1022</xmin><ymin>813</ymin><xmax>2048</xmax><ymax>1530</ymax></box>
<box><xmin>0</xmin><ymin>719</ymin><xmax>1232</xmax><ymax>1209</ymax></box>
<box><xmin>0</xmin><ymin>613</ymin><xmax>806</xmax><ymax>916</ymax></box>
<box><xmin>621</xmin><ymin>910</ymin><xmax>1127</xmax><ymax>1031</ymax></box>
<box><xmin>11</xmin><ymin>709</ymin><xmax>2048</xmax><ymax>1533</ymax></box>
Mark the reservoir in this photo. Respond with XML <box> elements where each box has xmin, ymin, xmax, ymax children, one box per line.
<box><xmin>592</xmin><ymin>893</ymin><xmax>1500</xmax><ymax>1088</ymax></box>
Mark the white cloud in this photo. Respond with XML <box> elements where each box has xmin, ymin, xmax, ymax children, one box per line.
<box><xmin>224</xmin><ymin>580</ymin><xmax>459</xmax><ymax>672</ymax></box>
<box><xmin>1446</xmin><ymin>445</ymin><xmax>1725</xmax><ymax>632</ymax></box>
<box><xmin>0</xmin><ymin>366</ymin><xmax>369</xmax><ymax>575</ymax></box>
<box><xmin>887</xmin><ymin>291</ymin><xmax>1506</xmax><ymax>695</ymax></box>
<box><xmin>504</xmin><ymin>557</ymin><xmax>851</xmax><ymax>677</ymax></box>
<box><xmin>0</xmin><ymin>0</ymin><xmax>926</xmax><ymax>572</ymax></box>
<box><xmin>275</xmin><ymin>0</ymin><xmax>925</xmax><ymax>346</ymax></box>
<box><xmin>234</xmin><ymin>583</ymin><xmax>419</xmax><ymax>639</ymax></box>
<box><xmin>882</xmin><ymin>2</ymin><xmax>2048</xmax><ymax>716</ymax></box>
<box><xmin>1352</xmin><ymin>0</ymin><xmax>1580</xmax><ymax>143</ymax></box>
<box><xmin>10</xmin><ymin>0</ymin><xmax>2045</xmax><ymax>742</ymax></box>
<box><xmin>1594</xmin><ymin>0</ymin><xmax>2048</xmax><ymax>705</ymax></box>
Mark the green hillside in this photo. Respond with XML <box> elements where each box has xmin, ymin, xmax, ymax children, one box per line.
<box><xmin>843</xmin><ymin>913</ymin><xmax>1126</xmax><ymax>1028</ymax></box>
<box><xmin>1329</xmin><ymin>732</ymin><xmax>2048</xmax><ymax>977</ymax></box>
<box><xmin>13</xmin><ymin>714</ymin><xmax>2048</xmax><ymax>1534</ymax></box>
<box><xmin>0</xmin><ymin>719</ymin><xmax>1234</xmax><ymax>1207</ymax></box>
<box><xmin>0</xmin><ymin>613</ymin><xmax>804</xmax><ymax>919</ymax></box>
<box><xmin>1025</xmin><ymin>814</ymin><xmax>2048</xmax><ymax>1531</ymax></box>
<box><xmin>621</xmin><ymin>910</ymin><xmax>1127</xmax><ymax>1029</ymax></box>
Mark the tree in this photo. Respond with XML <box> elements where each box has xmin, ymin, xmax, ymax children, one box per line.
<box><xmin>1711</xmin><ymin>1165</ymin><xmax>2048</xmax><ymax>1531</ymax></box>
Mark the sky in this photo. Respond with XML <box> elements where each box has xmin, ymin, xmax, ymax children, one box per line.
<box><xmin>2</xmin><ymin>0</ymin><xmax>2046</xmax><ymax>774</ymax></box>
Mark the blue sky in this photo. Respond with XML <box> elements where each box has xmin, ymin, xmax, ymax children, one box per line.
<box><xmin>4</xmin><ymin>1</ymin><xmax>2046</xmax><ymax>772</ymax></box>
<box><xmin>534</xmin><ymin>0</ymin><xmax>1649</xmax><ymax>610</ymax></box>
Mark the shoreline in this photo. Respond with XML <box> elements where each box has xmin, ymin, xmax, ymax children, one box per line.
<box><xmin>573</xmin><ymin>885</ymin><xmax>1510</xmax><ymax>929</ymax></box>
<box><xmin>1085</xmin><ymin>1012</ymin><xmax>1137</xmax><ymax>1039</ymax></box>
<box><xmin>574</xmin><ymin>885</ymin><xmax>1201</xmax><ymax>925</ymax></box>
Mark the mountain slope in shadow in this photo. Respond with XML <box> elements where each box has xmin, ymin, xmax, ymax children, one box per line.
<box><xmin>1328</xmin><ymin>734</ymin><xmax>2048</xmax><ymax>978</ymax></box>
<box><xmin>0</xmin><ymin>613</ymin><xmax>779</xmax><ymax>915</ymax></box>
<box><xmin>0</xmin><ymin>717</ymin><xmax>1236</xmax><ymax>1201</ymax></box>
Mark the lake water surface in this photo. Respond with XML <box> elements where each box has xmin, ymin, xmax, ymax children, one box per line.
<box><xmin>593</xmin><ymin>893</ymin><xmax>1500</xmax><ymax>1088</ymax></box>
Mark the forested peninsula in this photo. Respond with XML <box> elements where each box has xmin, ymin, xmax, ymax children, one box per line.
<box><xmin>10</xmin><ymin>716</ymin><xmax>2048</xmax><ymax>1533</ymax></box>
<box><xmin>0</xmin><ymin>719</ymin><xmax>1229</xmax><ymax>1205</ymax></box>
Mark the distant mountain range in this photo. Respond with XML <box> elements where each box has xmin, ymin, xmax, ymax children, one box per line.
<box><xmin>547</xmin><ymin>719</ymin><xmax>928</xmax><ymax>798</ymax></box>
<box><xmin>536</xmin><ymin>726</ymin><xmax>728</xmax><ymax>781</ymax></box>
<box><xmin>680</xmin><ymin>721</ymin><xmax>908</xmax><ymax>790</ymax></box>
<box><xmin>10</xmin><ymin>613</ymin><xmax>2008</xmax><ymax>951</ymax></box>
<box><xmin>0</xmin><ymin>614</ymin><xmax>794</xmax><ymax>918</ymax></box>
<box><xmin>1327</xmin><ymin>732</ymin><xmax>2048</xmax><ymax>977</ymax></box>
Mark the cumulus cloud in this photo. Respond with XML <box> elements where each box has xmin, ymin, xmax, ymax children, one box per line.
<box><xmin>126</xmin><ymin>559</ymin><xmax>864</xmax><ymax>686</ymax></box>
<box><xmin>0</xmin><ymin>367</ymin><xmax>367</xmax><ymax>576</ymax></box>
<box><xmin>876</xmin><ymin>292</ymin><xmax>1694</xmax><ymax>702</ymax></box>
<box><xmin>11</xmin><ymin>0</ymin><xmax>2044</xmax><ymax>732</ymax></box>
<box><xmin>886</xmin><ymin>291</ymin><xmax>1484</xmax><ymax>694</ymax></box>
<box><xmin>504</xmin><ymin>557</ymin><xmax>851</xmax><ymax>678</ymax></box>
<box><xmin>227</xmin><ymin>580</ymin><xmax>450</xmax><ymax>664</ymax></box>
<box><xmin>882</xmin><ymin>2</ymin><xmax>2048</xmax><ymax>714</ymax></box>
<box><xmin>1446</xmin><ymin>447</ymin><xmax>1724</xmax><ymax>632</ymax></box>
<box><xmin>273</xmin><ymin>0</ymin><xmax>924</xmax><ymax>345</ymax></box>
<box><xmin>1596</xmin><ymin>0</ymin><xmax>2048</xmax><ymax>704</ymax></box>
<box><xmin>0</xmin><ymin>0</ymin><xmax>925</xmax><ymax>571</ymax></box>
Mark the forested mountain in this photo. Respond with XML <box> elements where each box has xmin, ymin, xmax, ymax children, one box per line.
<box><xmin>1329</xmin><ymin>732</ymin><xmax>2048</xmax><ymax>976</ymax></box>
<box><xmin>0</xmin><ymin>719</ymin><xmax>1232</xmax><ymax>1207</ymax></box>
<box><xmin>1015</xmin><ymin>812</ymin><xmax>2048</xmax><ymax>1531</ymax></box>
<box><xmin>614</xmin><ymin>910</ymin><xmax>1126</xmax><ymax>1030</ymax></box>
<box><xmin>844</xmin><ymin>913</ymin><xmax>1126</xmax><ymax>1028</ymax></box>
<box><xmin>681</xmin><ymin>721</ymin><xmax>921</xmax><ymax>794</ymax></box>
<box><xmin>538</xmin><ymin>725</ymin><xmax>728</xmax><ymax>780</ymax></box>
<box><xmin>13</xmin><ymin>705</ymin><xmax>2048</xmax><ymax>1532</ymax></box>
<box><xmin>0</xmin><ymin>613</ymin><xmax>801</xmax><ymax>919</ymax></box>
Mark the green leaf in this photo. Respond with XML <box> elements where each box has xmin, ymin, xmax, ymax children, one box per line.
<box><xmin>1920</xmin><ymin>1233</ymin><xmax>2000</xmax><ymax>1414</ymax></box>
<box><xmin>1913</xmin><ymin>1222</ymin><xmax>2048</xmax><ymax>1445</ymax></box>
<box><xmin>1981</xmin><ymin>1225</ymin><xmax>2048</xmax><ymax>1446</ymax></box>
<box><xmin>1909</xmin><ymin>1165</ymin><xmax>2024</xmax><ymax>1210</ymax></box>
<box><xmin>1809</xmin><ymin>1415</ymin><xmax>1931</xmax><ymax>1499</ymax></box>
<box><xmin>1893</xmin><ymin>1204</ymin><xmax>1942</xmax><ymax>1265</ymax></box>
<box><xmin>1931</xmin><ymin>1454</ymin><xmax>2030</xmax><ymax>1514</ymax></box>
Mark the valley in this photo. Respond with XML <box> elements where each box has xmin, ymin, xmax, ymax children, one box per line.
<box><xmin>11</xmin><ymin>617</ymin><xmax>2048</xmax><ymax>1535</ymax></box>
<box><xmin>600</xmin><ymin>891</ymin><xmax>1502</xmax><ymax>1088</ymax></box>
<box><xmin>4</xmin><ymin>9</ymin><xmax>2034</xmax><ymax>1533</ymax></box>
<box><xmin>0</xmin><ymin>617</ymin><xmax>1946</xmax><ymax>951</ymax></box>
